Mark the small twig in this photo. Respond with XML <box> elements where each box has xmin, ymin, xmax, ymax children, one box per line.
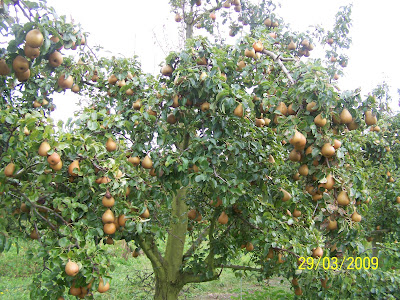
<box><xmin>262</xmin><ymin>49</ymin><xmax>295</xmax><ymax>85</ymax></box>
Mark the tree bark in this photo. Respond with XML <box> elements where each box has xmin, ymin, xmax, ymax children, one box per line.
<box><xmin>154</xmin><ymin>276</ymin><xmax>183</xmax><ymax>300</ymax></box>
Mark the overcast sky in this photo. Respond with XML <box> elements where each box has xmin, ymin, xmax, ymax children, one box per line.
<box><xmin>46</xmin><ymin>0</ymin><xmax>400</xmax><ymax>122</ymax></box>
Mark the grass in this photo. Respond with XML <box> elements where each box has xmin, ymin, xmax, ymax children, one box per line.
<box><xmin>0</xmin><ymin>240</ymin><xmax>292</xmax><ymax>299</ymax></box>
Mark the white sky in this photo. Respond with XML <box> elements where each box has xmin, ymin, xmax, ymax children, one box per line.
<box><xmin>47</xmin><ymin>0</ymin><xmax>400</xmax><ymax>122</ymax></box>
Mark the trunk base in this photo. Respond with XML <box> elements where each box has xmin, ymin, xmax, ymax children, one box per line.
<box><xmin>154</xmin><ymin>277</ymin><xmax>183</xmax><ymax>300</ymax></box>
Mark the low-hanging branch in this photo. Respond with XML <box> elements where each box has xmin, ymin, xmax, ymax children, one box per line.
<box><xmin>262</xmin><ymin>49</ymin><xmax>295</xmax><ymax>85</ymax></box>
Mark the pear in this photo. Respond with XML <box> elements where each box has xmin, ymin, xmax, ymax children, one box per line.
<box><xmin>327</xmin><ymin>218</ymin><xmax>337</xmax><ymax>230</ymax></box>
<box><xmin>233</xmin><ymin>103</ymin><xmax>244</xmax><ymax>117</ymax></box>
<box><xmin>106</xmin><ymin>137</ymin><xmax>117</xmax><ymax>152</ymax></box>
<box><xmin>25</xmin><ymin>29</ymin><xmax>44</xmax><ymax>48</ymax></box>
<box><xmin>58</xmin><ymin>74</ymin><xmax>73</xmax><ymax>89</ymax></box>
<box><xmin>322</xmin><ymin>174</ymin><xmax>335</xmax><ymax>190</ymax></box>
<box><xmin>103</xmin><ymin>223</ymin><xmax>116</xmax><ymax>235</ymax></box>
<box><xmin>294</xmin><ymin>287</ymin><xmax>303</xmax><ymax>296</ymax></box>
<box><xmin>305</xmin><ymin>145</ymin><xmax>313</xmax><ymax>155</ymax></box>
<box><xmin>396</xmin><ymin>196</ymin><xmax>400</xmax><ymax>204</ymax></box>
<box><xmin>118</xmin><ymin>215</ymin><xmax>127</xmax><ymax>227</ymax></box>
<box><xmin>4</xmin><ymin>162</ymin><xmax>15</xmax><ymax>177</ymax></box>
<box><xmin>24</xmin><ymin>44</ymin><xmax>40</xmax><ymax>59</ymax></box>
<box><xmin>69</xmin><ymin>284</ymin><xmax>81</xmax><ymax>296</ymax></box>
<box><xmin>347</xmin><ymin>120</ymin><xmax>358</xmax><ymax>131</ymax></box>
<box><xmin>293</xmin><ymin>173</ymin><xmax>300</xmax><ymax>181</ymax></box>
<box><xmin>68</xmin><ymin>160</ymin><xmax>80</xmax><ymax>176</ymax></box>
<box><xmin>218</xmin><ymin>211</ymin><xmax>228</xmax><ymax>225</ymax></box>
<box><xmin>49</xmin><ymin>51</ymin><xmax>63</xmax><ymax>67</ymax></box>
<box><xmin>351</xmin><ymin>210</ymin><xmax>362</xmax><ymax>222</ymax></box>
<box><xmin>108</xmin><ymin>74</ymin><xmax>118</xmax><ymax>85</ymax></box>
<box><xmin>12</xmin><ymin>55</ymin><xmax>29</xmax><ymax>73</ymax></box>
<box><xmin>365</xmin><ymin>110</ymin><xmax>377</xmax><ymax>126</ymax></box>
<box><xmin>289</xmin><ymin>149</ymin><xmax>302</xmax><ymax>162</ymax></box>
<box><xmin>142</xmin><ymin>155</ymin><xmax>153</xmax><ymax>169</ymax></box>
<box><xmin>280</xmin><ymin>188</ymin><xmax>291</xmax><ymax>202</ymax></box>
<box><xmin>47</xmin><ymin>152</ymin><xmax>61</xmax><ymax>165</ymax></box>
<box><xmin>293</xmin><ymin>209</ymin><xmax>301</xmax><ymax>217</ymax></box>
<box><xmin>298</xmin><ymin>164</ymin><xmax>309</xmax><ymax>176</ymax></box>
<box><xmin>128</xmin><ymin>156</ymin><xmax>140</xmax><ymax>166</ymax></box>
<box><xmin>65</xmin><ymin>260</ymin><xmax>79</xmax><ymax>276</ymax></box>
<box><xmin>288</xmin><ymin>40</ymin><xmax>296</xmax><ymax>50</ymax></box>
<box><xmin>102</xmin><ymin>209</ymin><xmax>115</xmax><ymax>224</ymax></box>
<box><xmin>161</xmin><ymin>65</ymin><xmax>173</xmax><ymax>76</ymax></box>
<box><xmin>200</xmin><ymin>101</ymin><xmax>210</xmax><ymax>112</ymax></box>
<box><xmin>292</xmin><ymin>278</ymin><xmax>298</xmax><ymax>286</ymax></box>
<box><xmin>312</xmin><ymin>246</ymin><xmax>323</xmax><ymax>258</ymax></box>
<box><xmin>337</xmin><ymin>191</ymin><xmax>350</xmax><ymax>206</ymax></box>
<box><xmin>266</xmin><ymin>247</ymin><xmax>274</xmax><ymax>259</ymax></box>
<box><xmin>333</xmin><ymin>139</ymin><xmax>341</xmax><ymax>149</ymax></box>
<box><xmin>102</xmin><ymin>195</ymin><xmax>115</xmax><ymax>208</ymax></box>
<box><xmin>306</xmin><ymin>101</ymin><xmax>317</xmax><ymax>112</ymax></box>
<box><xmin>340</xmin><ymin>108</ymin><xmax>352</xmax><ymax>124</ymax></box>
<box><xmin>275</xmin><ymin>102</ymin><xmax>288</xmax><ymax>115</ymax></box>
<box><xmin>321</xmin><ymin>143</ymin><xmax>335</xmax><ymax>158</ymax></box>
<box><xmin>255</xmin><ymin>118</ymin><xmax>265</xmax><ymax>127</ymax></box>
<box><xmin>264</xmin><ymin>18</ymin><xmax>272</xmax><ymax>27</ymax></box>
<box><xmin>245</xmin><ymin>242</ymin><xmax>254</xmax><ymax>251</ymax></box>
<box><xmin>289</xmin><ymin>130</ymin><xmax>306</xmax><ymax>150</ymax></box>
<box><xmin>287</xmin><ymin>104</ymin><xmax>296</xmax><ymax>115</ymax></box>
<box><xmin>0</xmin><ymin>59</ymin><xmax>11</xmax><ymax>75</ymax></box>
<box><xmin>268</xmin><ymin>154</ymin><xmax>275</xmax><ymax>163</ymax></box>
<box><xmin>244</xmin><ymin>48</ymin><xmax>256</xmax><ymax>59</ymax></box>
<box><xmin>50</xmin><ymin>160</ymin><xmax>63</xmax><ymax>171</ymax></box>
<box><xmin>237</xmin><ymin>60</ymin><xmax>246</xmax><ymax>70</ymax></box>
<box><xmin>98</xmin><ymin>278</ymin><xmax>110</xmax><ymax>293</ymax></box>
<box><xmin>314</xmin><ymin>114</ymin><xmax>327</xmax><ymax>127</ymax></box>
<box><xmin>140</xmin><ymin>207</ymin><xmax>150</xmax><ymax>218</ymax></box>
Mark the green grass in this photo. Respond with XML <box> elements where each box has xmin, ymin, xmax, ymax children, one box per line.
<box><xmin>0</xmin><ymin>240</ymin><xmax>292</xmax><ymax>299</ymax></box>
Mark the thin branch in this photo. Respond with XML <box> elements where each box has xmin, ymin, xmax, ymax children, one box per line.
<box><xmin>212</xmin><ymin>165</ymin><xmax>228</xmax><ymax>184</ymax></box>
<box><xmin>220</xmin><ymin>264</ymin><xmax>263</xmax><ymax>272</ymax></box>
<box><xmin>262</xmin><ymin>49</ymin><xmax>295</xmax><ymax>85</ymax></box>
<box><xmin>183</xmin><ymin>225</ymin><xmax>210</xmax><ymax>260</ymax></box>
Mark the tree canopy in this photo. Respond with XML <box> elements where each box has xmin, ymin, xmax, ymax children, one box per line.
<box><xmin>0</xmin><ymin>0</ymin><xmax>399</xmax><ymax>299</ymax></box>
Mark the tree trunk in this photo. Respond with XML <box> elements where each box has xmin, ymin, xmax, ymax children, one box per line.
<box><xmin>186</xmin><ymin>23</ymin><xmax>193</xmax><ymax>40</ymax></box>
<box><xmin>152</xmin><ymin>187</ymin><xmax>188</xmax><ymax>300</ymax></box>
<box><xmin>154</xmin><ymin>275</ymin><xmax>184</xmax><ymax>300</ymax></box>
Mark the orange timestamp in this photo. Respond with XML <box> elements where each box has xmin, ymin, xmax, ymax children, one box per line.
<box><xmin>298</xmin><ymin>256</ymin><xmax>378</xmax><ymax>270</ymax></box>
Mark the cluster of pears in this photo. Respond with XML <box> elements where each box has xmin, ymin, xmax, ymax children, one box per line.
<box><xmin>38</xmin><ymin>141</ymin><xmax>63</xmax><ymax>171</ymax></box>
<box><xmin>64</xmin><ymin>258</ymin><xmax>109</xmax><ymax>297</ymax></box>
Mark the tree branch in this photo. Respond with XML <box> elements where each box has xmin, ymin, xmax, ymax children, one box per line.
<box><xmin>183</xmin><ymin>225</ymin><xmax>210</xmax><ymax>260</ymax></box>
<box><xmin>262</xmin><ymin>49</ymin><xmax>295</xmax><ymax>85</ymax></box>
<box><xmin>220</xmin><ymin>264</ymin><xmax>263</xmax><ymax>272</ymax></box>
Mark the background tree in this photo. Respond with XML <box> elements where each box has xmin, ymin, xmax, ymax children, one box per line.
<box><xmin>0</xmin><ymin>0</ymin><xmax>399</xmax><ymax>299</ymax></box>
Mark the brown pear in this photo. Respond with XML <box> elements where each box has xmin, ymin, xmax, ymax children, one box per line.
<box><xmin>314</xmin><ymin>114</ymin><xmax>327</xmax><ymax>127</ymax></box>
<box><xmin>298</xmin><ymin>164</ymin><xmax>309</xmax><ymax>176</ymax></box>
<box><xmin>16</xmin><ymin>69</ymin><xmax>30</xmax><ymax>81</ymax></box>
<box><xmin>218</xmin><ymin>211</ymin><xmax>228</xmax><ymax>225</ymax></box>
<box><xmin>288</xmin><ymin>40</ymin><xmax>296</xmax><ymax>50</ymax></box>
<box><xmin>233</xmin><ymin>103</ymin><xmax>244</xmax><ymax>117</ymax></box>
<box><xmin>65</xmin><ymin>260</ymin><xmax>79</xmax><ymax>276</ymax></box>
<box><xmin>281</xmin><ymin>188</ymin><xmax>291</xmax><ymax>202</ymax></box>
<box><xmin>333</xmin><ymin>139</ymin><xmax>341</xmax><ymax>149</ymax></box>
<box><xmin>58</xmin><ymin>74</ymin><xmax>73</xmax><ymax>89</ymax></box>
<box><xmin>12</xmin><ymin>55</ymin><xmax>29</xmax><ymax>73</ymax></box>
<box><xmin>293</xmin><ymin>209</ymin><xmax>301</xmax><ymax>217</ymax></box>
<box><xmin>276</xmin><ymin>102</ymin><xmax>288</xmax><ymax>115</ymax></box>
<box><xmin>161</xmin><ymin>65</ymin><xmax>173</xmax><ymax>76</ymax></box>
<box><xmin>0</xmin><ymin>59</ymin><xmax>11</xmax><ymax>75</ymax></box>
<box><xmin>337</xmin><ymin>191</ymin><xmax>350</xmax><ymax>206</ymax></box>
<box><xmin>49</xmin><ymin>51</ymin><xmax>63</xmax><ymax>67</ymax></box>
<box><xmin>140</xmin><ymin>207</ymin><xmax>150</xmax><ymax>218</ymax></box>
<box><xmin>102</xmin><ymin>195</ymin><xmax>115</xmax><ymax>207</ymax></box>
<box><xmin>118</xmin><ymin>214</ymin><xmax>127</xmax><ymax>227</ymax></box>
<box><xmin>128</xmin><ymin>156</ymin><xmax>140</xmax><ymax>166</ymax></box>
<box><xmin>25</xmin><ymin>29</ymin><xmax>44</xmax><ymax>47</ymax></box>
<box><xmin>327</xmin><ymin>217</ymin><xmax>337</xmax><ymax>230</ymax></box>
<box><xmin>289</xmin><ymin>149</ymin><xmax>302</xmax><ymax>162</ymax></box>
<box><xmin>24</xmin><ymin>44</ymin><xmax>40</xmax><ymax>59</ymax></box>
<box><xmin>103</xmin><ymin>223</ymin><xmax>116</xmax><ymax>235</ymax></box>
<box><xmin>306</xmin><ymin>101</ymin><xmax>317</xmax><ymax>112</ymax></box>
<box><xmin>106</xmin><ymin>137</ymin><xmax>117</xmax><ymax>152</ymax></box>
<box><xmin>340</xmin><ymin>108</ymin><xmax>352</xmax><ymax>124</ymax></box>
<box><xmin>365</xmin><ymin>110</ymin><xmax>377</xmax><ymax>126</ymax></box>
<box><xmin>4</xmin><ymin>162</ymin><xmax>15</xmax><ymax>177</ymax></box>
<box><xmin>39</xmin><ymin>143</ymin><xmax>51</xmax><ymax>159</ymax></box>
<box><xmin>50</xmin><ymin>160</ymin><xmax>63</xmax><ymax>171</ymax></box>
<box><xmin>68</xmin><ymin>160</ymin><xmax>80</xmax><ymax>176</ymax></box>
<box><xmin>312</xmin><ymin>246</ymin><xmax>323</xmax><ymax>258</ymax></box>
<box><xmin>321</xmin><ymin>143</ymin><xmax>335</xmax><ymax>158</ymax></box>
<box><xmin>323</xmin><ymin>174</ymin><xmax>335</xmax><ymax>190</ymax></box>
<box><xmin>108</xmin><ymin>74</ymin><xmax>118</xmax><ymax>85</ymax></box>
<box><xmin>351</xmin><ymin>210</ymin><xmax>362</xmax><ymax>222</ymax></box>
<box><xmin>47</xmin><ymin>152</ymin><xmax>61</xmax><ymax>165</ymax></box>
<box><xmin>142</xmin><ymin>155</ymin><xmax>153</xmax><ymax>169</ymax></box>
<box><xmin>245</xmin><ymin>242</ymin><xmax>254</xmax><ymax>252</ymax></box>
<box><xmin>102</xmin><ymin>209</ymin><xmax>115</xmax><ymax>224</ymax></box>
<box><xmin>98</xmin><ymin>278</ymin><xmax>110</xmax><ymax>293</ymax></box>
